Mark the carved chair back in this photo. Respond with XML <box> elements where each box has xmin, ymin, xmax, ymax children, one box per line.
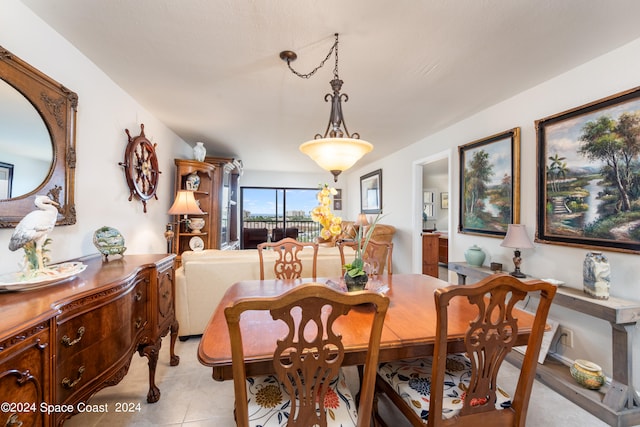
<box><xmin>225</xmin><ymin>282</ymin><xmax>389</xmax><ymax>427</ymax></box>
<box><xmin>257</xmin><ymin>237</ymin><xmax>318</xmax><ymax>280</ymax></box>
<box><xmin>428</xmin><ymin>275</ymin><xmax>556</xmax><ymax>427</ymax></box>
<box><xmin>337</xmin><ymin>239</ymin><xmax>393</xmax><ymax>276</ymax></box>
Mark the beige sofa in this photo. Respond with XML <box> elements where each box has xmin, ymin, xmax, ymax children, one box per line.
<box><xmin>174</xmin><ymin>246</ymin><xmax>345</xmax><ymax>339</ymax></box>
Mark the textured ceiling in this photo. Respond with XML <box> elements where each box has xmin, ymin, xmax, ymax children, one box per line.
<box><xmin>21</xmin><ymin>0</ymin><xmax>640</xmax><ymax>174</ymax></box>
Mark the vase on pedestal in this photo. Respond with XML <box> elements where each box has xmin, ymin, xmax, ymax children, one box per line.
<box><xmin>193</xmin><ymin>142</ymin><xmax>206</xmax><ymax>162</ymax></box>
<box><xmin>583</xmin><ymin>251</ymin><xmax>610</xmax><ymax>299</ymax></box>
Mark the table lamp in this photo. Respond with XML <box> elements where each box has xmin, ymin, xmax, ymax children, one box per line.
<box><xmin>167</xmin><ymin>190</ymin><xmax>204</xmax><ymax>252</ymax></box>
<box><xmin>356</xmin><ymin>213</ymin><xmax>370</xmax><ymax>226</ymax></box>
<box><xmin>500</xmin><ymin>224</ymin><xmax>534</xmax><ymax>278</ymax></box>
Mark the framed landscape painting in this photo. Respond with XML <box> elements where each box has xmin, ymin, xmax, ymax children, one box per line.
<box><xmin>536</xmin><ymin>86</ymin><xmax>640</xmax><ymax>253</ymax></box>
<box><xmin>458</xmin><ymin>128</ymin><xmax>520</xmax><ymax>237</ymax></box>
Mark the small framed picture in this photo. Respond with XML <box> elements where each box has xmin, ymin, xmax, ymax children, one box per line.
<box><xmin>440</xmin><ymin>192</ymin><xmax>448</xmax><ymax>209</ymax></box>
<box><xmin>333</xmin><ymin>188</ymin><xmax>342</xmax><ymax>210</ymax></box>
<box><xmin>0</xmin><ymin>162</ymin><xmax>14</xmax><ymax>199</ymax></box>
<box><xmin>360</xmin><ymin>169</ymin><xmax>382</xmax><ymax>214</ymax></box>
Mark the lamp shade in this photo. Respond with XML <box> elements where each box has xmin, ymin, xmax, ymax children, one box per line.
<box><xmin>168</xmin><ymin>190</ymin><xmax>204</xmax><ymax>215</ymax></box>
<box><xmin>500</xmin><ymin>224</ymin><xmax>534</xmax><ymax>249</ymax></box>
<box><xmin>299</xmin><ymin>137</ymin><xmax>373</xmax><ymax>174</ymax></box>
<box><xmin>356</xmin><ymin>213</ymin><xmax>370</xmax><ymax>227</ymax></box>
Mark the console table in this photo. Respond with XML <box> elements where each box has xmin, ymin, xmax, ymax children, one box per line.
<box><xmin>449</xmin><ymin>262</ymin><xmax>640</xmax><ymax>427</ymax></box>
<box><xmin>0</xmin><ymin>253</ymin><xmax>179</xmax><ymax>426</ymax></box>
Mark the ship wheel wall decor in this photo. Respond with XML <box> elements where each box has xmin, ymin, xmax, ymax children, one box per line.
<box><xmin>119</xmin><ymin>124</ymin><xmax>161</xmax><ymax>213</ymax></box>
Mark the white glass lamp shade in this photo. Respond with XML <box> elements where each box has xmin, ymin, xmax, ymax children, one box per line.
<box><xmin>500</xmin><ymin>224</ymin><xmax>534</xmax><ymax>249</ymax></box>
<box><xmin>299</xmin><ymin>137</ymin><xmax>373</xmax><ymax>174</ymax></box>
<box><xmin>168</xmin><ymin>190</ymin><xmax>204</xmax><ymax>216</ymax></box>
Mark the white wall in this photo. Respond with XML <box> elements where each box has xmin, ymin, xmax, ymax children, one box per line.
<box><xmin>241</xmin><ymin>170</ymin><xmax>333</xmax><ymax>192</ymax></box>
<box><xmin>343</xmin><ymin>36</ymin><xmax>640</xmax><ymax>388</ymax></box>
<box><xmin>0</xmin><ymin>0</ymin><xmax>193</xmax><ymax>274</ymax></box>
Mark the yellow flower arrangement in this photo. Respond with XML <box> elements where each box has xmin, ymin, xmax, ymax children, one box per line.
<box><xmin>311</xmin><ymin>184</ymin><xmax>342</xmax><ymax>240</ymax></box>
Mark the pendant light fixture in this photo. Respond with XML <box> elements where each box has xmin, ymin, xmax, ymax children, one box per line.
<box><xmin>280</xmin><ymin>33</ymin><xmax>373</xmax><ymax>182</ymax></box>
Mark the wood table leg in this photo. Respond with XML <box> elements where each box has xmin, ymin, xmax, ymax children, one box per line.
<box><xmin>169</xmin><ymin>319</ymin><xmax>180</xmax><ymax>366</ymax></box>
<box><xmin>139</xmin><ymin>340</ymin><xmax>161</xmax><ymax>403</ymax></box>
<box><xmin>608</xmin><ymin>322</ymin><xmax>640</xmax><ymax>409</ymax></box>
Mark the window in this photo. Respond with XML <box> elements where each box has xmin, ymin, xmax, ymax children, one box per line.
<box><xmin>240</xmin><ymin>187</ymin><xmax>321</xmax><ymax>248</ymax></box>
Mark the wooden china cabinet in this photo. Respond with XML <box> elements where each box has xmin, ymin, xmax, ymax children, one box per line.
<box><xmin>171</xmin><ymin>157</ymin><xmax>240</xmax><ymax>260</ymax></box>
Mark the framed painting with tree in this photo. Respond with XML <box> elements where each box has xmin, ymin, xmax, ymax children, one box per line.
<box><xmin>458</xmin><ymin>128</ymin><xmax>520</xmax><ymax>237</ymax></box>
<box><xmin>536</xmin><ymin>86</ymin><xmax>640</xmax><ymax>253</ymax></box>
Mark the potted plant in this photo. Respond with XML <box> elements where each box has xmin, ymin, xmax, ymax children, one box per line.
<box><xmin>343</xmin><ymin>214</ymin><xmax>382</xmax><ymax>291</ymax></box>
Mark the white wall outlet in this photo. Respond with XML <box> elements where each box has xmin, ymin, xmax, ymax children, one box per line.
<box><xmin>559</xmin><ymin>326</ymin><xmax>574</xmax><ymax>348</ymax></box>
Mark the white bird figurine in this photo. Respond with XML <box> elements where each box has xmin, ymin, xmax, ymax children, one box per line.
<box><xmin>9</xmin><ymin>195</ymin><xmax>59</xmax><ymax>271</ymax></box>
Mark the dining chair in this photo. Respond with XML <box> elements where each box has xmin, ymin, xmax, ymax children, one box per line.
<box><xmin>375</xmin><ymin>274</ymin><xmax>557</xmax><ymax>427</ymax></box>
<box><xmin>337</xmin><ymin>239</ymin><xmax>394</xmax><ymax>276</ymax></box>
<box><xmin>257</xmin><ymin>237</ymin><xmax>319</xmax><ymax>280</ymax></box>
<box><xmin>225</xmin><ymin>282</ymin><xmax>390</xmax><ymax>427</ymax></box>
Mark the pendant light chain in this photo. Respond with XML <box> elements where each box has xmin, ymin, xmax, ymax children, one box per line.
<box><xmin>280</xmin><ymin>33</ymin><xmax>372</xmax><ymax>182</ymax></box>
<box><xmin>333</xmin><ymin>34</ymin><xmax>340</xmax><ymax>81</ymax></box>
<box><xmin>285</xmin><ymin>33</ymin><xmax>340</xmax><ymax>79</ymax></box>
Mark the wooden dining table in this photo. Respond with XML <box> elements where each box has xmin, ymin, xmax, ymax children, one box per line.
<box><xmin>197</xmin><ymin>273</ymin><xmax>537</xmax><ymax>381</ymax></box>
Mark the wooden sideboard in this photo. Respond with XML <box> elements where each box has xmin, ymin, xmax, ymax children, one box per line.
<box><xmin>421</xmin><ymin>233</ymin><xmax>439</xmax><ymax>277</ymax></box>
<box><xmin>0</xmin><ymin>253</ymin><xmax>179</xmax><ymax>426</ymax></box>
<box><xmin>438</xmin><ymin>233</ymin><xmax>448</xmax><ymax>264</ymax></box>
<box><xmin>448</xmin><ymin>262</ymin><xmax>640</xmax><ymax>427</ymax></box>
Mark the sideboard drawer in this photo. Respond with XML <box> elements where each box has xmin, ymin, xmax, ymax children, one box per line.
<box><xmin>0</xmin><ymin>324</ymin><xmax>50</xmax><ymax>427</ymax></box>
<box><xmin>55</xmin><ymin>277</ymin><xmax>149</xmax><ymax>403</ymax></box>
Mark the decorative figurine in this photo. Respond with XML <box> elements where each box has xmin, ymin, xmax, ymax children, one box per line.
<box><xmin>8</xmin><ymin>195</ymin><xmax>59</xmax><ymax>272</ymax></box>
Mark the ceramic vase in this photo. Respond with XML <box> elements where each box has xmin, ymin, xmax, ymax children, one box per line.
<box><xmin>464</xmin><ymin>245</ymin><xmax>486</xmax><ymax>267</ymax></box>
<box><xmin>583</xmin><ymin>251</ymin><xmax>610</xmax><ymax>299</ymax></box>
<box><xmin>185</xmin><ymin>172</ymin><xmax>200</xmax><ymax>190</ymax></box>
<box><xmin>193</xmin><ymin>141</ymin><xmax>206</xmax><ymax>162</ymax></box>
<box><xmin>188</xmin><ymin>218</ymin><xmax>205</xmax><ymax>233</ymax></box>
<box><xmin>570</xmin><ymin>359</ymin><xmax>605</xmax><ymax>390</ymax></box>
<box><xmin>344</xmin><ymin>272</ymin><xmax>368</xmax><ymax>292</ymax></box>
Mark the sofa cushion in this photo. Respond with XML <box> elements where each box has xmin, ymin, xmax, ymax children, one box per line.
<box><xmin>175</xmin><ymin>246</ymin><xmax>344</xmax><ymax>338</ymax></box>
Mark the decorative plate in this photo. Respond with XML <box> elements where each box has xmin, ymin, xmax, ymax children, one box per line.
<box><xmin>189</xmin><ymin>236</ymin><xmax>205</xmax><ymax>251</ymax></box>
<box><xmin>0</xmin><ymin>262</ymin><xmax>87</xmax><ymax>292</ymax></box>
<box><xmin>93</xmin><ymin>226</ymin><xmax>126</xmax><ymax>260</ymax></box>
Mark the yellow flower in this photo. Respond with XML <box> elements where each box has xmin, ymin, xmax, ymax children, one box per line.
<box><xmin>329</xmin><ymin>223</ymin><xmax>342</xmax><ymax>235</ymax></box>
<box><xmin>312</xmin><ymin>184</ymin><xmax>342</xmax><ymax>239</ymax></box>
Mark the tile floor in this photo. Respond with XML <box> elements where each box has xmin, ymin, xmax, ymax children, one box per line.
<box><xmin>64</xmin><ymin>336</ymin><xmax>609</xmax><ymax>427</ymax></box>
<box><xmin>65</xmin><ymin>267</ymin><xmax>609</xmax><ymax>426</ymax></box>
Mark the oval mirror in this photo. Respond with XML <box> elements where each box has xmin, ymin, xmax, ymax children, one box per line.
<box><xmin>0</xmin><ymin>45</ymin><xmax>77</xmax><ymax>228</ymax></box>
<box><xmin>0</xmin><ymin>79</ymin><xmax>53</xmax><ymax>199</ymax></box>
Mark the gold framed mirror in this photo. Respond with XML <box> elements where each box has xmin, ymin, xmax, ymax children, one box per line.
<box><xmin>0</xmin><ymin>45</ymin><xmax>77</xmax><ymax>227</ymax></box>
